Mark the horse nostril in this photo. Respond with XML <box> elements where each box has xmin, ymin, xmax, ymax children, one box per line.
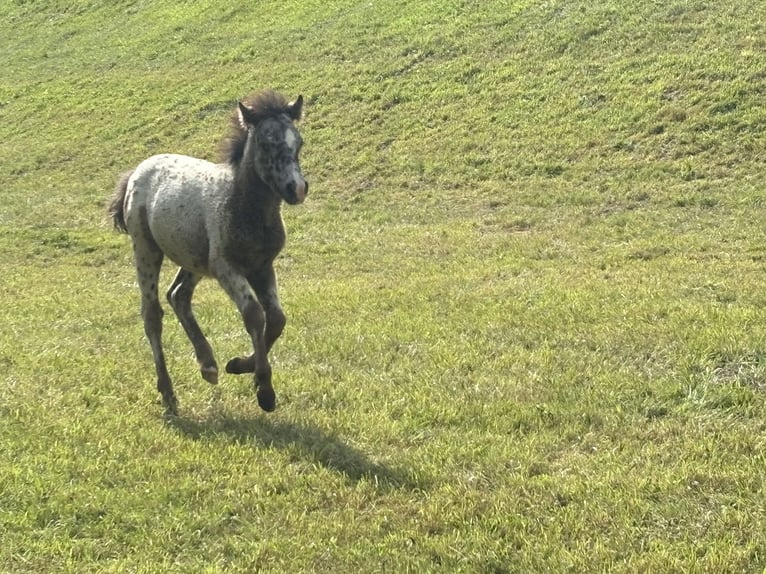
<box><xmin>303</xmin><ymin>181</ymin><xmax>309</xmax><ymax>196</ymax></box>
<box><xmin>286</xmin><ymin>179</ymin><xmax>307</xmax><ymax>204</ymax></box>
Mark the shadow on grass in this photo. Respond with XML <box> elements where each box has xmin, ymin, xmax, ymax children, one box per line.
<box><xmin>166</xmin><ymin>409</ymin><xmax>420</xmax><ymax>491</ymax></box>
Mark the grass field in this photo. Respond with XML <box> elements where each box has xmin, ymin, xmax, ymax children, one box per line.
<box><xmin>2</xmin><ymin>0</ymin><xmax>766</xmax><ymax>571</ymax></box>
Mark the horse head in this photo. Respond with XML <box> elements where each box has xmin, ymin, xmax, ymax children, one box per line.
<box><xmin>237</xmin><ymin>93</ymin><xmax>308</xmax><ymax>205</ymax></box>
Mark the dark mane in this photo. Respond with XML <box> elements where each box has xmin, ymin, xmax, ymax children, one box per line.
<box><xmin>219</xmin><ymin>90</ymin><xmax>291</xmax><ymax>165</ymax></box>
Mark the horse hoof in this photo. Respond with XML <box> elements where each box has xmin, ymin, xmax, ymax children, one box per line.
<box><xmin>257</xmin><ymin>386</ymin><xmax>276</xmax><ymax>412</ymax></box>
<box><xmin>201</xmin><ymin>365</ymin><xmax>218</xmax><ymax>384</ymax></box>
<box><xmin>163</xmin><ymin>394</ymin><xmax>179</xmax><ymax>416</ymax></box>
<box><xmin>226</xmin><ymin>356</ymin><xmax>255</xmax><ymax>375</ymax></box>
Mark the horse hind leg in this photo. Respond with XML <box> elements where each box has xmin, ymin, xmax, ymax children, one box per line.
<box><xmin>167</xmin><ymin>268</ymin><xmax>218</xmax><ymax>384</ymax></box>
<box><xmin>132</xmin><ymin>237</ymin><xmax>178</xmax><ymax>414</ymax></box>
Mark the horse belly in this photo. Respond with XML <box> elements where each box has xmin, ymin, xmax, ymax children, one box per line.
<box><xmin>150</xmin><ymin>210</ymin><xmax>211</xmax><ymax>275</ymax></box>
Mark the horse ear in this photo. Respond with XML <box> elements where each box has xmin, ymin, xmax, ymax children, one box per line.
<box><xmin>237</xmin><ymin>102</ymin><xmax>254</xmax><ymax>129</ymax></box>
<box><xmin>288</xmin><ymin>95</ymin><xmax>303</xmax><ymax>121</ymax></box>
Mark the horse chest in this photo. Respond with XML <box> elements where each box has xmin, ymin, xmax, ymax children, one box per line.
<box><xmin>223</xmin><ymin>218</ymin><xmax>285</xmax><ymax>272</ymax></box>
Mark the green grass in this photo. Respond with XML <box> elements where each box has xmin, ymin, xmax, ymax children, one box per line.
<box><xmin>2</xmin><ymin>0</ymin><xmax>766</xmax><ymax>571</ymax></box>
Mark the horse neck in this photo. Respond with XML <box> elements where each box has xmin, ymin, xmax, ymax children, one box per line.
<box><xmin>231</xmin><ymin>160</ymin><xmax>282</xmax><ymax>220</ymax></box>
<box><xmin>234</xmin><ymin>134</ymin><xmax>282</xmax><ymax>210</ymax></box>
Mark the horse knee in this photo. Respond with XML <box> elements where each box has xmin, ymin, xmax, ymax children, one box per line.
<box><xmin>241</xmin><ymin>300</ymin><xmax>265</xmax><ymax>336</ymax></box>
<box><xmin>271</xmin><ymin>307</ymin><xmax>286</xmax><ymax>336</ymax></box>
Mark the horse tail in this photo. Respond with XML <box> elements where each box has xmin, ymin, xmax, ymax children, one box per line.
<box><xmin>108</xmin><ymin>170</ymin><xmax>133</xmax><ymax>233</ymax></box>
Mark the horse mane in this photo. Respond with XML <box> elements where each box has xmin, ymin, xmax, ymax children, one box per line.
<box><xmin>219</xmin><ymin>90</ymin><xmax>291</xmax><ymax>165</ymax></box>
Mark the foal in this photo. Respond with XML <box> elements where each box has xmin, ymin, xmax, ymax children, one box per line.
<box><xmin>109</xmin><ymin>90</ymin><xmax>307</xmax><ymax>415</ymax></box>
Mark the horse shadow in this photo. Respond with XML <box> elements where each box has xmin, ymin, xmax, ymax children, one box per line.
<box><xmin>166</xmin><ymin>404</ymin><xmax>419</xmax><ymax>491</ymax></box>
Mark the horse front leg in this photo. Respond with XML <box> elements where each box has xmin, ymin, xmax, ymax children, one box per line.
<box><xmin>216</xmin><ymin>267</ymin><xmax>276</xmax><ymax>412</ymax></box>
<box><xmin>225</xmin><ymin>265</ymin><xmax>285</xmax><ymax>375</ymax></box>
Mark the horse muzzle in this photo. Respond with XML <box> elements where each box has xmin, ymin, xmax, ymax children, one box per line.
<box><xmin>285</xmin><ymin>179</ymin><xmax>308</xmax><ymax>205</ymax></box>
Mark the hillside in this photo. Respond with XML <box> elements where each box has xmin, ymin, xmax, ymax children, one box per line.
<box><xmin>2</xmin><ymin>1</ymin><xmax>766</xmax><ymax>572</ymax></box>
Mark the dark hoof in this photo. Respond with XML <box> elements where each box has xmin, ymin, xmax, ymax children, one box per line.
<box><xmin>226</xmin><ymin>356</ymin><xmax>255</xmax><ymax>375</ymax></box>
<box><xmin>201</xmin><ymin>365</ymin><xmax>218</xmax><ymax>384</ymax></box>
<box><xmin>257</xmin><ymin>386</ymin><xmax>276</xmax><ymax>412</ymax></box>
<box><xmin>163</xmin><ymin>394</ymin><xmax>179</xmax><ymax>416</ymax></box>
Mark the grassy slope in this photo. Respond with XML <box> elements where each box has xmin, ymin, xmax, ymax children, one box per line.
<box><xmin>2</xmin><ymin>0</ymin><xmax>766</xmax><ymax>571</ymax></box>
